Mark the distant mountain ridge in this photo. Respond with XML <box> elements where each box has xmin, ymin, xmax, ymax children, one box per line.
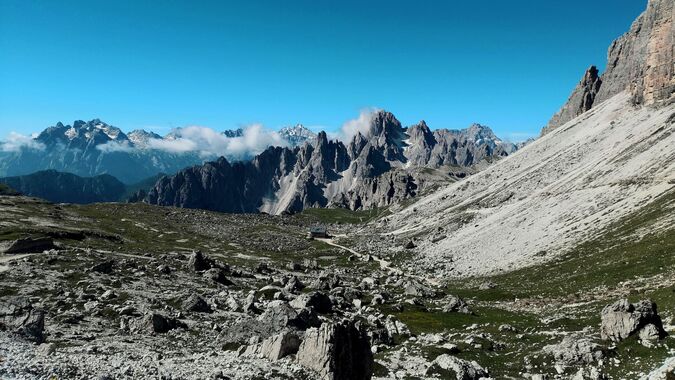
<box><xmin>145</xmin><ymin>110</ymin><xmax>518</xmax><ymax>214</ymax></box>
<box><xmin>0</xmin><ymin>120</ymin><xmax>318</xmax><ymax>183</ymax></box>
<box><xmin>0</xmin><ymin>170</ymin><xmax>126</xmax><ymax>204</ymax></box>
<box><xmin>0</xmin><ymin>170</ymin><xmax>164</xmax><ymax>204</ymax></box>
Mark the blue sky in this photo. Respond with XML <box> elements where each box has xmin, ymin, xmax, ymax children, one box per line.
<box><xmin>0</xmin><ymin>0</ymin><xmax>646</xmax><ymax>141</ymax></box>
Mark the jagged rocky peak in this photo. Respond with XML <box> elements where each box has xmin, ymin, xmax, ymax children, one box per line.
<box><xmin>279</xmin><ymin>124</ymin><xmax>317</xmax><ymax>146</ymax></box>
<box><xmin>127</xmin><ymin>129</ymin><xmax>162</xmax><ymax>147</ymax></box>
<box><xmin>543</xmin><ymin>0</ymin><xmax>673</xmax><ymax>134</ymax></box>
<box><xmin>462</xmin><ymin>123</ymin><xmax>501</xmax><ymax>144</ymax></box>
<box><xmin>542</xmin><ymin>66</ymin><xmax>602</xmax><ymax>135</ymax></box>
<box><xmin>36</xmin><ymin>119</ymin><xmax>128</xmax><ymax>145</ymax></box>
<box><xmin>366</xmin><ymin>110</ymin><xmax>407</xmax><ymax>162</ymax></box>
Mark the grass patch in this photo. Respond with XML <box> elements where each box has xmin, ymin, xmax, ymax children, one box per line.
<box><xmin>300</xmin><ymin>207</ymin><xmax>390</xmax><ymax>224</ymax></box>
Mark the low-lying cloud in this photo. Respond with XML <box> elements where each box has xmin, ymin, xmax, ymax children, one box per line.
<box><xmin>96</xmin><ymin>141</ymin><xmax>136</xmax><ymax>153</ymax></box>
<box><xmin>338</xmin><ymin>108</ymin><xmax>380</xmax><ymax>141</ymax></box>
<box><xmin>0</xmin><ymin>132</ymin><xmax>45</xmax><ymax>152</ymax></box>
<box><xmin>146</xmin><ymin>124</ymin><xmax>287</xmax><ymax>159</ymax></box>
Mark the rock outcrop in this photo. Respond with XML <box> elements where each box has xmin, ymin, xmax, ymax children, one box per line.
<box><xmin>542</xmin><ymin>66</ymin><xmax>602</xmax><ymax>135</ymax></box>
<box><xmin>600</xmin><ymin>299</ymin><xmax>666</xmax><ymax>342</ymax></box>
<box><xmin>241</xmin><ymin>331</ymin><xmax>301</xmax><ymax>361</ymax></box>
<box><xmin>543</xmin><ymin>335</ymin><xmax>605</xmax><ymax>365</ymax></box>
<box><xmin>543</xmin><ymin>0</ymin><xmax>673</xmax><ymax>134</ymax></box>
<box><xmin>425</xmin><ymin>354</ymin><xmax>489</xmax><ymax>379</ymax></box>
<box><xmin>296</xmin><ymin>319</ymin><xmax>373</xmax><ymax>380</ymax></box>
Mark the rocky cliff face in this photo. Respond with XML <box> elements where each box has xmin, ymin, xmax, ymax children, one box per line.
<box><xmin>146</xmin><ymin>111</ymin><xmax>517</xmax><ymax>214</ymax></box>
<box><xmin>543</xmin><ymin>0</ymin><xmax>673</xmax><ymax>134</ymax></box>
<box><xmin>542</xmin><ymin>66</ymin><xmax>602</xmax><ymax>135</ymax></box>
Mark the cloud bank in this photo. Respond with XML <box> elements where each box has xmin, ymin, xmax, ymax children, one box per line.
<box><xmin>147</xmin><ymin>124</ymin><xmax>287</xmax><ymax>159</ymax></box>
<box><xmin>0</xmin><ymin>132</ymin><xmax>45</xmax><ymax>152</ymax></box>
<box><xmin>96</xmin><ymin>141</ymin><xmax>136</xmax><ymax>153</ymax></box>
<box><xmin>338</xmin><ymin>108</ymin><xmax>380</xmax><ymax>141</ymax></box>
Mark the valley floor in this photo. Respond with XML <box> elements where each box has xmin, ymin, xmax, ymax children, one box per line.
<box><xmin>0</xmin><ymin>193</ymin><xmax>673</xmax><ymax>379</ymax></box>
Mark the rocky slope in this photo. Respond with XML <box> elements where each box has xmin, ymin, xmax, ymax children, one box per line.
<box><xmin>145</xmin><ymin>112</ymin><xmax>517</xmax><ymax>214</ymax></box>
<box><xmin>382</xmin><ymin>0</ymin><xmax>675</xmax><ymax>278</ymax></box>
<box><xmin>542</xmin><ymin>0</ymin><xmax>673</xmax><ymax>134</ymax></box>
<box><xmin>0</xmin><ymin>170</ymin><xmax>127</xmax><ymax>204</ymax></box>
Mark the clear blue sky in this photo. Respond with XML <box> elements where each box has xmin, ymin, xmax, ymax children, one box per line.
<box><xmin>0</xmin><ymin>0</ymin><xmax>646</xmax><ymax>141</ymax></box>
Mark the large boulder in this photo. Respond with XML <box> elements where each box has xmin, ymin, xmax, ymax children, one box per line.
<box><xmin>183</xmin><ymin>294</ymin><xmax>211</xmax><ymax>313</ymax></box>
<box><xmin>543</xmin><ymin>335</ymin><xmax>605</xmax><ymax>365</ymax></box>
<box><xmin>89</xmin><ymin>260</ymin><xmax>115</xmax><ymax>274</ymax></box>
<box><xmin>290</xmin><ymin>291</ymin><xmax>332</xmax><ymax>314</ymax></box>
<box><xmin>0</xmin><ymin>298</ymin><xmax>46</xmax><ymax>343</ymax></box>
<box><xmin>258</xmin><ymin>300</ymin><xmax>320</xmax><ymax>331</ymax></box>
<box><xmin>311</xmin><ymin>272</ymin><xmax>341</xmax><ymax>290</ymax></box>
<box><xmin>16</xmin><ymin>309</ymin><xmax>46</xmax><ymax>343</ymax></box>
<box><xmin>241</xmin><ymin>330</ymin><xmax>301</xmax><ymax>361</ymax></box>
<box><xmin>203</xmin><ymin>268</ymin><xmax>233</xmax><ymax>286</ymax></box>
<box><xmin>188</xmin><ymin>250</ymin><xmax>214</xmax><ymax>272</ymax></box>
<box><xmin>600</xmin><ymin>299</ymin><xmax>666</xmax><ymax>342</ymax></box>
<box><xmin>296</xmin><ymin>319</ymin><xmax>373</xmax><ymax>380</ymax></box>
<box><xmin>403</xmin><ymin>280</ymin><xmax>438</xmax><ymax>298</ymax></box>
<box><xmin>140</xmin><ymin>313</ymin><xmax>186</xmax><ymax>334</ymax></box>
<box><xmin>442</xmin><ymin>295</ymin><xmax>471</xmax><ymax>314</ymax></box>
<box><xmin>425</xmin><ymin>354</ymin><xmax>488</xmax><ymax>379</ymax></box>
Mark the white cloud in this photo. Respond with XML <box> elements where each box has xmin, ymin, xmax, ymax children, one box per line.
<box><xmin>338</xmin><ymin>108</ymin><xmax>380</xmax><ymax>141</ymax></box>
<box><xmin>96</xmin><ymin>141</ymin><xmax>136</xmax><ymax>153</ymax></box>
<box><xmin>0</xmin><ymin>132</ymin><xmax>45</xmax><ymax>152</ymax></box>
<box><xmin>147</xmin><ymin>124</ymin><xmax>287</xmax><ymax>159</ymax></box>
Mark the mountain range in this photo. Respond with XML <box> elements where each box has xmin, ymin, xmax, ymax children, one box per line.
<box><xmin>0</xmin><ymin>170</ymin><xmax>168</xmax><ymax>204</ymax></box>
<box><xmin>0</xmin><ymin>121</ymin><xmax>318</xmax><ymax>184</ymax></box>
<box><xmin>144</xmin><ymin>113</ymin><xmax>519</xmax><ymax>214</ymax></box>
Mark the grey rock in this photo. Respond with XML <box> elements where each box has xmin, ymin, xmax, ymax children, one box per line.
<box><xmin>203</xmin><ymin>268</ymin><xmax>233</xmax><ymax>286</ymax></box>
<box><xmin>141</xmin><ymin>313</ymin><xmax>186</xmax><ymax>334</ymax></box>
<box><xmin>99</xmin><ymin>290</ymin><xmax>118</xmax><ymax>301</ymax></box>
<box><xmin>311</xmin><ymin>272</ymin><xmax>341</xmax><ymax>290</ymax></box>
<box><xmin>425</xmin><ymin>354</ymin><xmax>488</xmax><ymax>379</ymax></box>
<box><xmin>290</xmin><ymin>291</ymin><xmax>332</xmax><ymax>314</ymax></box>
<box><xmin>188</xmin><ymin>250</ymin><xmax>213</xmax><ymax>272</ymax></box>
<box><xmin>296</xmin><ymin>319</ymin><xmax>373</xmax><ymax>380</ymax></box>
<box><xmin>442</xmin><ymin>295</ymin><xmax>471</xmax><ymax>314</ymax></box>
<box><xmin>638</xmin><ymin>323</ymin><xmax>662</xmax><ymax>347</ymax></box>
<box><xmin>241</xmin><ymin>330</ymin><xmax>301</xmax><ymax>361</ymax></box>
<box><xmin>600</xmin><ymin>299</ymin><xmax>666</xmax><ymax>342</ymax></box>
<box><xmin>89</xmin><ymin>260</ymin><xmax>115</xmax><ymax>274</ymax></box>
<box><xmin>183</xmin><ymin>294</ymin><xmax>211</xmax><ymax>313</ymax></box>
<box><xmin>543</xmin><ymin>335</ymin><xmax>605</xmax><ymax>365</ymax></box>
<box><xmin>258</xmin><ymin>301</ymin><xmax>320</xmax><ymax>331</ymax></box>
<box><xmin>16</xmin><ymin>309</ymin><xmax>46</xmax><ymax>343</ymax></box>
<box><xmin>403</xmin><ymin>281</ymin><xmax>437</xmax><ymax>298</ymax></box>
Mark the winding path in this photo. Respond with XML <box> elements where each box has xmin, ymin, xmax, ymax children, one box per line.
<box><xmin>316</xmin><ymin>236</ymin><xmax>440</xmax><ymax>286</ymax></box>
